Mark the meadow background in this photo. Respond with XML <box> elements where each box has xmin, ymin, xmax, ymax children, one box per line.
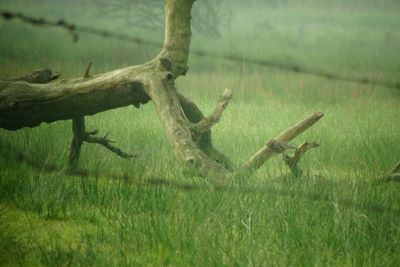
<box><xmin>0</xmin><ymin>0</ymin><xmax>400</xmax><ymax>265</ymax></box>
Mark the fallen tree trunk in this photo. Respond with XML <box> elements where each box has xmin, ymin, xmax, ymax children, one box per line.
<box><xmin>0</xmin><ymin>63</ymin><xmax>152</xmax><ymax>130</ymax></box>
<box><xmin>0</xmin><ymin>0</ymin><xmax>324</xmax><ymax>180</ymax></box>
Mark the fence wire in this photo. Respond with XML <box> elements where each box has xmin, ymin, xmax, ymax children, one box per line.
<box><xmin>1</xmin><ymin>10</ymin><xmax>399</xmax><ymax>90</ymax></box>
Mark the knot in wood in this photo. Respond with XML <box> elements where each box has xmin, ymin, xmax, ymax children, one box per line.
<box><xmin>165</xmin><ymin>72</ymin><xmax>175</xmax><ymax>81</ymax></box>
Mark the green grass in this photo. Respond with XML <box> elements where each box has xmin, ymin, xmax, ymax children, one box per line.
<box><xmin>1</xmin><ymin>0</ymin><xmax>400</xmax><ymax>266</ymax></box>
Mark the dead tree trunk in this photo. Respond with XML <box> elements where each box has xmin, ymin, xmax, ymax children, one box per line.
<box><xmin>0</xmin><ymin>0</ymin><xmax>324</xmax><ymax>180</ymax></box>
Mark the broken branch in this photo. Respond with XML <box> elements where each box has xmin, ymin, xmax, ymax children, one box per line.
<box><xmin>283</xmin><ymin>141</ymin><xmax>320</xmax><ymax>177</ymax></box>
<box><xmin>84</xmin><ymin>131</ymin><xmax>134</xmax><ymax>159</ymax></box>
<box><xmin>177</xmin><ymin>91</ymin><xmax>234</xmax><ymax>171</ymax></box>
<box><xmin>67</xmin><ymin>63</ymin><xmax>133</xmax><ymax>170</ymax></box>
<box><xmin>193</xmin><ymin>88</ymin><xmax>233</xmax><ymax>134</ymax></box>
<box><xmin>240</xmin><ymin>112</ymin><xmax>323</xmax><ymax>174</ymax></box>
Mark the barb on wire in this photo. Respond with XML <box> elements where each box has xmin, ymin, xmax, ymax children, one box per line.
<box><xmin>0</xmin><ymin>10</ymin><xmax>161</xmax><ymax>46</ymax></box>
<box><xmin>1</xmin><ymin>10</ymin><xmax>399</xmax><ymax>90</ymax></box>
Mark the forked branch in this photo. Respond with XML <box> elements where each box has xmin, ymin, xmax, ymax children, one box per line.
<box><xmin>192</xmin><ymin>88</ymin><xmax>233</xmax><ymax>134</ymax></box>
<box><xmin>68</xmin><ymin>115</ymin><xmax>133</xmax><ymax>170</ymax></box>
<box><xmin>283</xmin><ymin>141</ymin><xmax>320</xmax><ymax>177</ymax></box>
<box><xmin>239</xmin><ymin>112</ymin><xmax>324</xmax><ymax>175</ymax></box>
<box><xmin>84</xmin><ymin>131</ymin><xmax>134</xmax><ymax>159</ymax></box>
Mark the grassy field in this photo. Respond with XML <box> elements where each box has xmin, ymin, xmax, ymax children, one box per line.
<box><xmin>1</xmin><ymin>0</ymin><xmax>400</xmax><ymax>266</ymax></box>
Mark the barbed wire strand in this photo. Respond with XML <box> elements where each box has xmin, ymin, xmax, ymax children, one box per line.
<box><xmin>1</xmin><ymin>10</ymin><xmax>399</xmax><ymax>90</ymax></box>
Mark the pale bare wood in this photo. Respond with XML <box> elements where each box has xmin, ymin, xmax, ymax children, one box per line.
<box><xmin>143</xmin><ymin>71</ymin><xmax>229</xmax><ymax>179</ymax></box>
<box><xmin>240</xmin><ymin>112</ymin><xmax>324</xmax><ymax>174</ymax></box>
<box><xmin>193</xmin><ymin>88</ymin><xmax>233</xmax><ymax>134</ymax></box>
<box><xmin>158</xmin><ymin>0</ymin><xmax>195</xmax><ymax>76</ymax></box>
<box><xmin>177</xmin><ymin>92</ymin><xmax>234</xmax><ymax>171</ymax></box>
<box><xmin>0</xmin><ymin>0</ymin><xmax>323</xmax><ymax>180</ymax></box>
<box><xmin>0</xmin><ymin>63</ymin><xmax>152</xmax><ymax>130</ymax></box>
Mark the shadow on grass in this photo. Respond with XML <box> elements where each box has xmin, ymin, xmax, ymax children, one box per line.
<box><xmin>1</xmin><ymin>138</ymin><xmax>400</xmax><ymax>218</ymax></box>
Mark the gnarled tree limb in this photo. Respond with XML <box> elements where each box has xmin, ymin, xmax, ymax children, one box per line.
<box><xmin>0</xmin><ymin>0</ymin><xmax>324</xmax><ymax>180</ymax></box>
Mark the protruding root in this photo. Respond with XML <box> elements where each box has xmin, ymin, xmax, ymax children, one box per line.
<box><xmin>192</xmin><ymin>88</ymin><xmax>233</xmax><ymax>134</ymax></box>
<box><xmin>377</xmin><ymin>160</ymin><xmax>400</xmax><ymax>182</ymax></box>
<box><xmin>283</xmin><ymin>141</ymin><xmax>320</xmax><ymax>177</ymax></box>
<box><xmin>239</xmin><ymin>112</ymin><xmax>324</xmax><ymax>176</ymax></box>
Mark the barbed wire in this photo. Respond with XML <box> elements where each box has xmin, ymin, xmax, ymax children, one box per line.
<box><xmin>1</xmin><ymin>10</ymin><xmax>399</xmax><ymax>90</ymax></box>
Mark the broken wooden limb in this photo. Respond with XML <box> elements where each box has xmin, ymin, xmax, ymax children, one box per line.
<box><xmin>377</xmin><ymin>160</ymin><xmax>400</xmax><ymax>182</ymax></box>
<box><xmin>192</xmin><ymin>88</ymin><xmax>233</xmax><ymax>134</ymax></box>
<box><xmin>239</xmin><ymin>112</ymin><xmax>324</xmax><ymax>175</ymax></box>
<box><xmin>283</xmin><ymin>141</ymin><xmax>320</xmax><ymax>177</ymax></box>
<box><xmin>68</xmin><ymin>117</ymin><xmax>133</xmax><ymax>170</ymax></box>
<box><xmin>84</xmin><ymin>131</ymin><xmax>134</xmax><ymax>159</ymax></box>
<box><xmin>0</xmin><ymin>63</ymin><xmax>152</xmax><ymax>130</ymax></box>
<box><xmin>177</xmin><ymin>92</ymin><xmax>234</xmax><ymax>171</ymax></box>
<box><xmin>142</xmin><ymin>71</ymin><xmax>229</xmax><ymax>179</ymax></box>
<box><xmin>67</xmin><ymin>63</ymin><xmax>133</xmax><ymax>170</ymax></box>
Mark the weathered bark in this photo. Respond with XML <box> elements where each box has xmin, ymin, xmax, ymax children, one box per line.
<box><xmin>0</xmin><ymin>0</ymin><xmax>324</xmax><ymax>180</ymax></box>
<box><xmin>158</xmin><ymin>0</ymin><xmax>195</xmax><ymax>76</ymax></box>
<box><xmin>141</xmin><ymin>65</ymin><xmax>229</xmax><ymax>178</ymax></box>
<box><xmin>0</xmin><ymin>64</ymin><xmax>151</xmax><ymax>130</ymax></box>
